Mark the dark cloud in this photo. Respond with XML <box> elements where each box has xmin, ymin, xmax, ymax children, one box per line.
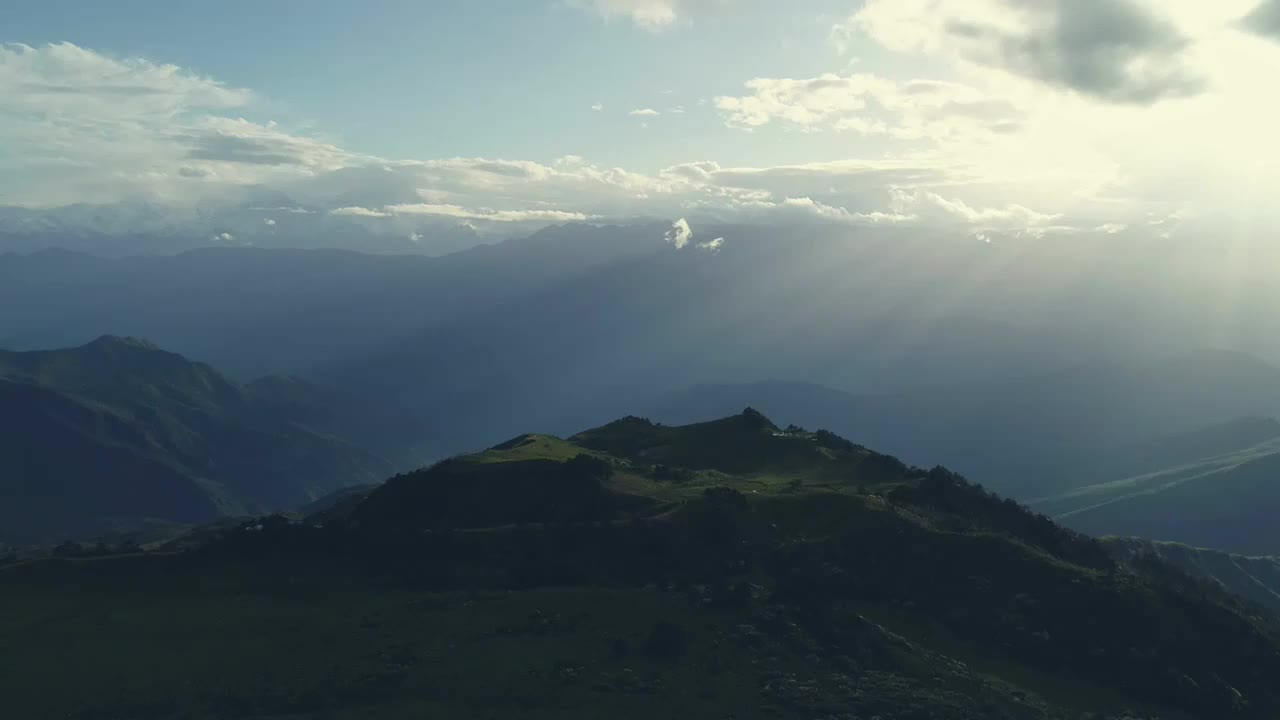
<box><xmin>1243</xmin><ymin>0</ymin><xmax>1280</xmax><ymax>39</ymax></box>
<box><xmin>946</xmin><ymin>0</ymin><xmax>1205</xmax><ymax>104</ymax></box>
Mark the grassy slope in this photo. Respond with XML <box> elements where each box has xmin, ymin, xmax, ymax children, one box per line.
<box><xmin>0</xmin><ymin>577</ymin><xmax>765</xmax><ymax>720</ymax></box>
<box><xmin>4</xmin><ymin>411</ymin><xmax>1280</xmax><ymax>719</ymax></box>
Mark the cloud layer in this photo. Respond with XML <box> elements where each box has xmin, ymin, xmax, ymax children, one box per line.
<box><xmin>0</xmin><ymin>39</ymin><xmax>1062</xmax><ymax>239</ymax></box>
<box><xmin>4</xmin><ymin>11</ymin><xmax>1279</xmax><ymax>249</ymax></box>
<box><xmin>715</xmin><ymin>74</ymin><xmax>1021</xmax><ymax>141</ymax></box>
<box><xmin>0</xmin><ymin>42</ymin><xmax>357</xmax><ymax>207</ymax></box>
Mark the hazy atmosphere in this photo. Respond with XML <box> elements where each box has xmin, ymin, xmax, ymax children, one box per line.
<box><xmin>4</xmin><ymin>3</ymin><xmax>1280</xmax><ymax>719</ymax></box>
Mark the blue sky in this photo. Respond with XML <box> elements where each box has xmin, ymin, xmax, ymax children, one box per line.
<box><xmin>3</xmin><ymin>0</ymin><xmax>885</xmax><ymax>169</ymax></box>
<box><xmin>2</xmin><ymin>0</ymin><xmax>1279</xmax><ymax>240</ymax></box>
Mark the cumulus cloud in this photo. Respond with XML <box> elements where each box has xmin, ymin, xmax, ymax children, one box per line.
<box><xmin>735</xmin><ymin>196</ymin><xmax>916</xmax><ymax>226</ymax></box>
<box><xmin>699</xmin><ymin>236</ymin><xmax>725</xmax><ymax>252</ymax></box>
<box><xmin>263</xmin><ymin>218</ymin><xmax>276</xmax><ymax>226</ymax></box>
<box><xmin>853</xmin><ymin>0</ymin><xmax>1206</xmax><ymax>104</ymax></box>
<box><xmin>178</xmin><ymin>118</ymin><xmax>355</xmax><ymax>170</ymax></box>
<box><xmin>0</xmin><ymin>42</ymin><xmax>362</xmax><ymax>206</ymax></box>
<box><xmin>684</xmin><ymin>159</ymin><xmax>954</xmax><ymax>199</ymax></box>
<box><xmin>591</xmin><ymin>101</ymin><xmax>604</xmax><ymax>111</ymax></box>
<box><xmin>664</xmin><ymin>217</ymin><xmax>694</xmax><ymax>248</ymax></box>
<box><xmin>0</xmin><ymin>41</ymin><xmax>249</xmax><ymax>117</ymax></box>
<box><xmin>890</xmin><ymin>189</ymin><xmax>1059</xmax><ymax>229</ymax></box>
<box><xmin>297</xmin><ymin>155</ymin><xmax>1067</xmax><ymax>237</ymax></box>
<box><xmin>629</xmin><ymin>108</ymin><xmax>660</xmax><ymax>116</ymax></box>
<box><xmin>715</xmin><ymin>74</ymin><xmax>1022</xmax><ymax>142</ymax></box>
<box><xmin>1243</xmin><ymin>0</ymin><xmax>1280</xmax><ymax>38</ymax></box>
<box><xmin>330</xmin><ymin>206</ymin><xmax>392</xmax><ymax>218</ymax></box>
<box><xmin>386</xmin><ymin>203</ymin><xmax>591</xmax><ymax>223</ymax></box>
<box><xmin>8</xmin><ymin>38</ymin><xmax>1259</xmax><ymax>242</ymax></box>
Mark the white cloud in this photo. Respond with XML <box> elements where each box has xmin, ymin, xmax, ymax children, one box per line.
<box><xmin>5</xmin><ymin>37</ymin><xmax>1275</xmax><ymax>243</ymax></box>
<box><xmin>664</xmin><ymin>217</ymin><xmax>694</xmax><ymax>248</ymax></box>
<box><xmin>263</xmin><ymin>218</ymin><xmax>276</xmax><ymax>226</ymax></box>
<box><xmin>180</xmin><ymin>116</ymin><xmax>356</xmax><ymax>170</ymax></box>
<box><xmin>591</xmin><ymin>102</ymin><xmax>604</xmax><ymax>111</ymax></box>
<box><xmin>629</xmin><ymin>108</ymin><xmax>660</xmax><ymax>116</ymax></box>
<box><xmin>737</xmin><ymin>196</ymin><xmax>916</xmax><ymax>226</ymax></box>
<box><xmin>0</xmin><ymin>42</ymin><xmax>364</xmax><ymax>207</ymax></box>
<box><xmin>330</xmin><ymin>206</ymin><xmax>392</xmax><ymax>218</ymax></box>
<box><xmin>0</xmin><ymin>41</ymin><xmax>249</xmax><ymax>117</ymax></box>
<box><xmin>698</xmin><ymin>236</ymin><xmax>725</xmax><ymax>251</ymax></box>
<box><xmin>716</xmin><ymin>74</ymin><xmax>887</xmax><ymax>130</ymax></box>
<box><xmin>715</xmin><ymin>74</ymin><xmax>1023</xmax><ymax>144</ymax></box>
<box><xmin>890</xmin><ymin>189</ymin><xmax>1059</xmax><ymax>229</ymax></box>
<box><xmin>386</xmin><ymin>203</ymin><xmax>591</xmax><ymax>223</ymax></box>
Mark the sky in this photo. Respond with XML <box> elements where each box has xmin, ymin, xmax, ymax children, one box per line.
<box><xmin>2</xmin><ymin>0</ymin><xmax>1279</xmax><ymax>241</ymax></box>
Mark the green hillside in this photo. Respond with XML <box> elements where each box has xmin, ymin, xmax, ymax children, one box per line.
<box><xmin>0</xmin><ymin>337</ymin><xmax>392</xmax><ymax>543</ymax></box>
<box><xmin>3</xmin><ymin>410</ymin><xmax>1279</xmax><ymax>719</ymax></box>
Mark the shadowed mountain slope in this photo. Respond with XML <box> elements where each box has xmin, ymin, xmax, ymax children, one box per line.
<box><xmin>0</xmin><ymin>337</ymin><xmax>392</xmax><ymax>542</ymax></box>
<box><xmin>6</xmin><ymin>411</ymin><xmax>1280</xmax><ymax>719</ymax></box>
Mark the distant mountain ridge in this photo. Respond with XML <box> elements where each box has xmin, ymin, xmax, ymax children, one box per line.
<box><xmin>642</xmin><ymin>350</ymin><xmax>1280</xmax><ymax>499</ymax></box>
<box><xmin>1105</xmin><ymin>537</ymin><xmax>1280</xmax><ymax>614</ymax></box>
<box><xmin>0</xmin><ymin>337</ymin><xmax>392</xmax><ymax>543</ymax></box>
<box><xmin>1036</xmin><ymin>431</ymin><xmax>1280</xmax><ymax>555</ymax></box>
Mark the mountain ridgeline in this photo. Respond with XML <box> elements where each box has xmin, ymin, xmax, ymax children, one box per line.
<box><xmin>5</xmin><ymin>410</ymin><xmax>1280</xmax><ymax>719</ymax></box>
<box><xmin>0</xmin><ymin>336</ymin><xmax>392</xmax><ymax>543</ymax></box>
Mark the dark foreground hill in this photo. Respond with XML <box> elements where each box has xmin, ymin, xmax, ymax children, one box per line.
<box><xmin>3</xmin><ymin>411</ymin><xmax>1279</xmax><ymax>719</ymax></box>
<box><xmin>0</xmin><ymin>337</ymin><xmax>392</xmax><ymax>542</ymax></box>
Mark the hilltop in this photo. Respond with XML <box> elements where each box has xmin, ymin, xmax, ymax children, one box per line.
<box><xmin>4</xmin><ymin>410</ymin><xmax>1280</xmax><ymax>719</ymax></box>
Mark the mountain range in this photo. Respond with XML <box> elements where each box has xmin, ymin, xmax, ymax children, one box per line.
<box><xmin>0</xmin><ymin>336</ymin><xmax>391</xmax><ymax>543</ymax></box>
<box><xmin>4</xmin><ymin>410</ymin><xmax>1280</xmax><ymax>719</ymax></box>
<box><xmin>640</xmin><ymin>353</ymin><xmax>1280</xmax><ymax>498</ymax></box>
<box><xmin>8</xmin><ymin>222</ymin><xmax>1280</xmax><ymax>559</ymax></box>
<box><xmin>1036</xmin><ymin>423</ymin><xmax>1280</xmax><ymax>555</ymax></box>
<box><xmin>1105</xmin><ymin>537</ymin><xmax>1280</xmax><ymax>615</ymax></box>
